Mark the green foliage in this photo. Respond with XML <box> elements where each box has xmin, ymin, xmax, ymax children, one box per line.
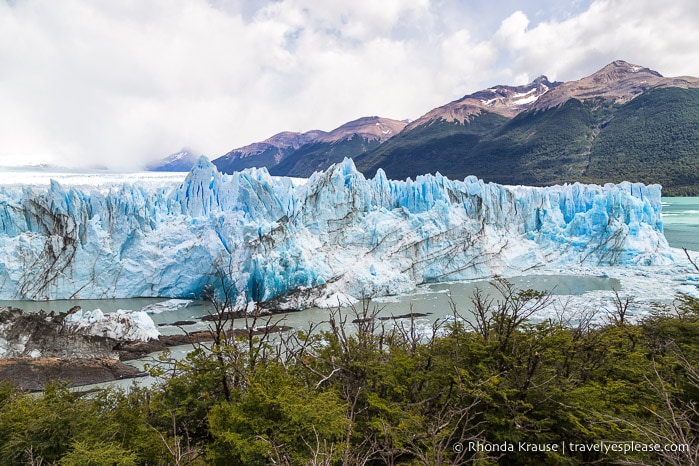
<box><xmin>463</xmin><ymin>99</ymin><xmax>597</xmax><ymax>185</ymax></box>
<box><xmin>207</xmin><ymin>363</ymin><xmax>347</xmax><ymax>465</ymax></box>
<box><xmin>0</xmin><ymin>383</ymin><xmax>166</xmax><ymax>465</ymax></box>
<box><xmin>0</xmin><ymin>383</ymin><xmax>85</xmax><ymax>463</ymax></box>
<box><xmin>148</xmin><ymin>347</ymin><xmax>227</xmax><ymax>444</ymax></box>
<box><xmin>60</xmin><ymin>441</ymin><xmax>138</xmax><ymax>466</ymax></box>
<box><xmin>0</xmin><ymin>289</ymin><xmax>697</xmax><ymax>465</ymax></box>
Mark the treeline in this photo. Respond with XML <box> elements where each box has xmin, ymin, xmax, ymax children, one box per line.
<box><xmin>1</xmin><ymin>278</ymin><xmax>698</xmax><ymax>465</ymax></box>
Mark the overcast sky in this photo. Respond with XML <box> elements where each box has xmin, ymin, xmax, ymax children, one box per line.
<box><xmin>1</xmin><ymin>0</ymin><xmax>698</xmax><ymax>170</ymax></box>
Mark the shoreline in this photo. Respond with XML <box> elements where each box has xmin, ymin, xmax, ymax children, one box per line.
<box><xmin>2</xmin><ymin>256</ymin><xmax>699</xmax><ymax>392</ymax></box>
<box><xmin>0</xmin><ymin>324</ymin><xmax>294</xmax><ymax>392</ymax></box>
<box><xmin>0</xmin><ymin>357</ymin><xmax>146</xmax><ymax>392</ymax></box>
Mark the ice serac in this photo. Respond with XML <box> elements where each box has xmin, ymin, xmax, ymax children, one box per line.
<box><xmin>0</xmin><ymin>157</ymin><xmax>672</xmax><ymax>306</ymax></box>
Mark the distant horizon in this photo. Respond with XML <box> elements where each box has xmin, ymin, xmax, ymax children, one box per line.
<box><xmin>1</xmin><ymin>0</ymin><xmax>698</xmax><ymax>170</ymax></box>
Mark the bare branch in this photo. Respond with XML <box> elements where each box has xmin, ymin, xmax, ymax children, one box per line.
<box><xmin>684</xmin><ymin>247</ymin><xmax>699</xmax><ymax>273</ymax></box>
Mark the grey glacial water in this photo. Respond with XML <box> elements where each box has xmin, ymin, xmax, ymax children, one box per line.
<box><xmin>662</xmin><ymin>197</ymin><xmax>699</xmax><ymax>252</ymax></box>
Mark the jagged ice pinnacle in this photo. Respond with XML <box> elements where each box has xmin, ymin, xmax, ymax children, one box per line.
<box><xmin>0</xmin><ymin>157</ymin><xmax>673</xmax><ymax>307</ymax></box>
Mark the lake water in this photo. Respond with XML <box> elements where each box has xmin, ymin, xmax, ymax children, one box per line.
<box><xmin>69</xmin><ymin>273</ymin><xmax>626</xmax><ymax>391</ymax></box>
<box><xmin>0</xmin><ymin>274</ymin><xmax>621</xmax><ymax>330</ymax></box>
<box><xmin>662</xmin><ymin>197</ymin><xmax>699</xmax><ymax>252</ymax></box>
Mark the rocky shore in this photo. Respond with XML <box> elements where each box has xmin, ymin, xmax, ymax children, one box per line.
<box><xmin>0</xmin><ymin>306</ymin><xmax>292</xmax><ymax>391</ymax></box>
<box><xmin>116</xmin><ymin>325</ymin><xmax>293</xmax><ymax>360</ymax></box>
<box><xmin>0</xmin><ymin>357</ymin><xmax>145</xmax><ymax>392</ymax></box>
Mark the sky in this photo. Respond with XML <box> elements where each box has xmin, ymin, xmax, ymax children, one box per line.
<box><xmin>1</xmin><ymin>0</ymin><xmax>698</xmax><ymax>170</ymax></box>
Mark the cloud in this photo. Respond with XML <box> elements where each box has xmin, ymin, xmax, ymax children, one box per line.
<box><xmin>0</xmin><ymin>0</ymin><xmax>697</xmax><ymax>169</ymax></box>
<box><xmin>492</xmin><ymin>0</ymin><xmax>699</xmax><ymax>84</ymax></box>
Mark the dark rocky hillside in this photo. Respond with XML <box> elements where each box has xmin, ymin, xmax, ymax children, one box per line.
<box><xmin>355</xmin><ymin>62</ymin><xmax>699</xmax><ymax>194</ymax></box>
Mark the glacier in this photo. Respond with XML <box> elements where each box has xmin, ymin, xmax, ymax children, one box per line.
<box><xmin>0</xmin><ymin>157</ymin><xmax>675</xmax><ymax>307</ymax></box>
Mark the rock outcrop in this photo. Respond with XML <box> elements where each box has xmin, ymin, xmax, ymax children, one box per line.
<box><xmin>0</xmin><ymin>307</ymin><xmax>119</xmax><ymax>359</ymax></box>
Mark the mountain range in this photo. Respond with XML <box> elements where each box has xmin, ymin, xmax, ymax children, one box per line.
<box><xmin>217</xmin><ymin>116</ymin><xmax>407</xmax><ymax>177</ymax></box>
<box><xmin>150</xmin><ymin>60</ymin><xmax>699</xmax><ymax>195</ymax></box>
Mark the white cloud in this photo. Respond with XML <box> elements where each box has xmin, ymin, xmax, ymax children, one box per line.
<box><xmin>0</xmin><ymin>0</ymin><xmax>697</xmax><ymax>169</ymax></box>
<box><xmin>490</xmin><ymin>0</ymin><xmax>699</xmax><ymax>84</ymax></box>
<box><xmin>495</xmin><ymin>10</ymin><xmax>530</xmax><ymax>47</ymax></box>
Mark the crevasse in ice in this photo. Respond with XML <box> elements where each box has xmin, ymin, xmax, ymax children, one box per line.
<box><xmin>0</xmin><ymin>157</ymin><xmax>673</xmax><ymax>306</ymax></box>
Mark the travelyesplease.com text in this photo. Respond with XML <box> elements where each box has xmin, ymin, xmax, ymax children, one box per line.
<box><xmin>453</xmin><ymin>441</ymin><xmax>690</xmax><ymax>456</ymax></box>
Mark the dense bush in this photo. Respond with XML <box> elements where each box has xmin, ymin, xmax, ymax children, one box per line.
<box><xmin>0</xmin><ymin>279</ymin><xmax>697</xmax><ymax>465</ymax></box>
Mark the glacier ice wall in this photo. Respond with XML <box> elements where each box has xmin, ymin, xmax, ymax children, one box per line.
<box><xmin>0</xmin><ymin>157</ymin><xmax>673</xmax><ymax>305</ymax></box>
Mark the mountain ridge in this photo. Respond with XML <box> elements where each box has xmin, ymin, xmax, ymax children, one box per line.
<box><xmin>211</xmin><ymin>116</ymin><xmax>407</xmax><ymax>175</ymax></box>
<box><xmin>406</xmin><ymin>75</ymin><xmax>561</xmax><ymax>128</ymax></box>
<box><xmin>149</xmin><ymin>60</ymin><xmax>699</xmax><ymax>194</ymax></box>
<box><xmin>531</xmin><ymin>60</ymin><xmax>699</xmax><ymax>110</ymax></box>
<box><xmin>354</xmin><ymin>60</ymin><xmax>699</xmax><ymax>194</ymax></box>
